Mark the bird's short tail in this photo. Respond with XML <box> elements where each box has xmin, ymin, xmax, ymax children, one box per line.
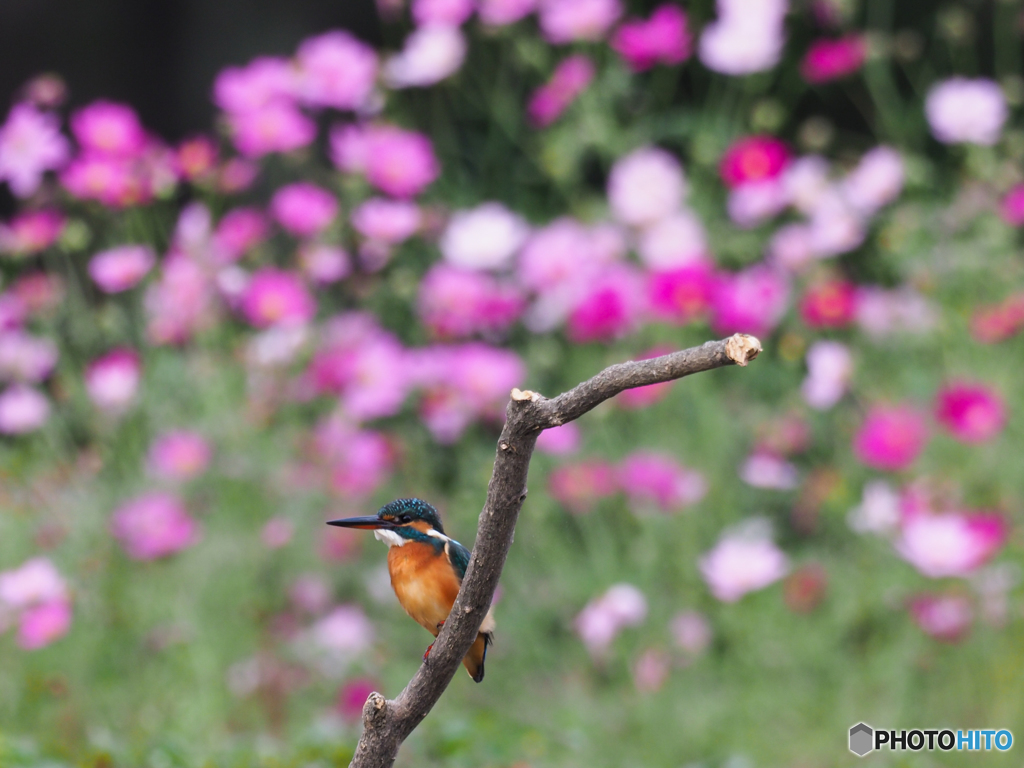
<box><xmin>463</xmin><ymin>631</ymin><xmax>492</xmax><ymax>683</ymax></box>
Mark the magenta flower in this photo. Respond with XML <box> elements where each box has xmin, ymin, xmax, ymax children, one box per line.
<box><xmin>228</xmin><ymin>103</ymin><xmax>317</xmax><ymax>158</ymax></box>
<box><xmin>270</xmin><ymin>183</ymin><xmax>338</xmax><ymax>237</ymax></box>
<box><xmin>896</xmin><ymin>509</ymin><xmax>1007</xmax><ymax>578</ymax></box>
<box><xmin>925</xmin><ymin>78</ymin><xmax>1007</xmax><ymax>146</ymax></box>
<box><xmin>0</xmin><ymin>330</ymin><xmax>58</xmax><ymax>383</ymax></box>
<box><xmin>799</xmin><ymin>278</ymin><xmax>857</xmax><ymax>328</ymax></box>
<box><xmin>17</xmin><ymin>600</ymin><xmax>72</xmax><ymax>650</ymax></box>
<box><xmin>648</xmin><ymin>264</ymin><xmax>716</xmax><ymax>325</ymax></box>
<box><xmin>909</xmin><ymin>593</ymin><xmax>972</xmax><ymax>642</ymax></box>
<box><xmin>535</xmin><ymin>422</ymin><xmax>581</xmax><ymax>455</ymax></box>
<box><xmin>412</xmin><ymin>0</ymin><xmax>475</xmax><ymax>26</ymax></box>
<box><xmin>241</xmin><ymin>268</ymin><xmax>316</xmax><ymax>328</ymax></box>
<box><xmin>700</xmin><ymin>532</ymin><xmax>789</xmax><ymax>602</ymax></box>
<box><xmin>607</xmin><ymin>146</ymin><xmax>685</xmax><ymax>226</ymax></box>
<box><xmin>148</xmin><ymin>430</ymin><xmax>212</xmax><ymax>480</ymax></box>
<box><xmin>71</xmin><ymin>101</ymin><xmax>148</xmax><ymax>158</ymax></box>
<box><xmin>618</xmin><ymin>452</ymin><xmax>707</xmax><ymax>512</ymax></box>
<box><xmin>110</xmin><ymin>492</ymin><xmax>199</xmax><ymax>560</ymax></box>
<box><xmin>214</xmin><ymin>56</ymin><xmax>295</xmax><ymax>114</ymax></box>
<box><xmin>85</xmin><ymin>348</ymin><xmax>141</xmax><ymax>413</ymax></box>
<box><xmin>330</xmin><ymin>124</ymin><xmax>440</xmax><ymax>198</ymax></box>
<box><xmin>539</xmin><ymin>0</ymin><xmax>622</xmax><ymax>44</ymax></box>
<box><xmin>0</xmin><ymin>103</ymin><xmax>71</xmax><ymax>197</ymax></box>
<box><xmin>548</xmin><ymin>460</ymin><xmax>618</xmax><ymax>513</ymax></box>
<box><xmin>479</xmin><ymin>0</ymin><xmax>536</xmax><ymax>25</ymax></box>
<box><xmin>527</xmin><ymin>55</ymin><xmax>595</xmax><ymax>128</ymax></box>
<box><xmin>338</xmin><ymin>678</ymin><xmax>379</xmax><ymax>721</ymax></box>
<box><xmin>440</xmin><ymin>203</ymin><xmax>529</xmax><ymax>270</ymax></box>
<box><xmin>567</xmin><ymin>264</ymin><xmax>645</xmax><ymax>343</ymax></box>
<box><xmin>0</xmin><ymin>385</ymin><xmax>50</xmax><ymax>435</ymax></box>
<box><xmin>88</xmin><ymin>245</ymin><xmax>156</xmax><ymax>293</ymax></box>
<box><xmin>1001</xmin><ymin>185</ymin><xmax>1024</xmax><ymax>226</ymax></box>
<box><xmin>174</xmin><ymin>136</ymin><xmax>218</xmax><ymax>182</ymax></box>
<box><xmin>352</xmin><ymin>198</ymin><xmax>422</xmax><ymax>244</ymax></box>
<box><xmin>934</xmin><ymin>382</ymin><xmax>1006</xmax><ymax>444</ymax></box>
<box><xmin>853</xmin><ymin>405</ymin><xmax>928</xmax><ymax>472</ymax></box>
<box><xmin>329</xmin><ymin>429</ymin><xmax>394</xmax><ymax>497</ymax></box>
<box><xmin>293</xmin><ymin>31</ymin><xmax>378</xmax><ymax>110</ymax></box>
<box><xmin>384</xmin><ymin>26</ymin><xmax>467</xmax><ymax>88</ymax></box>
<box><xmin>710</xmin><ymin>264</ymin><xmax>790</xmax><ymax>337</ymax></box>
<box><xmin>0</xmin><ymin>209</ymin><xmax>65</xmax><ymax>257</ymax></box>
<box><xmin>611</xmin><ymin>4</ymin><xmax>691</xmax><ymax>72</ymax></box>
<box><xmin>574</xmin><ymin>583</ymin><xmax>646</xmax><ymax>659</ymax></box>
<box><xmin>418</xmin><ymin>264</ymin><xmax>525</xmax><ymax>339</ymax></box>
<box><xmin>719</xmin><ymin>135</ymin><xmax>790</xmax><ymax>189</ymax></box>
<box><xmin>800</xmin><ymin>36</ymin><xmax>865</xmax><ymax>83</ymax></box>
<box><xmin>213</xmin><ymin>207</ymin><xmax>269</xmax><ymax>262</ymax></box>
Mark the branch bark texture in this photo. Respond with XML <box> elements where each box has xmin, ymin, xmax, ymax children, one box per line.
<box><xmin>348</xmin><ymin>334</ymin><xmax>762</xmax><ymax>768</ymax></box>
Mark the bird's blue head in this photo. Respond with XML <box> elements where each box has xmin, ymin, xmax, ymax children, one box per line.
<box><xmin>326</xmin><ymin>497</ymin><xmax>445</xmax><ymax>537</ymax></box>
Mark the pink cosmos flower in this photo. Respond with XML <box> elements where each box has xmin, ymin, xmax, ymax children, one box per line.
<box><xmin>85</xmin><ymin>348</ymin><xmax>141</xmax><ymax>413</ymax></box>
<box><xmin>440</xmin><ymin>203</ymin><xmax>529</xmax><ymax>270</ymax></box>
<box><xmin>331</xmin><ymin>124</ymin><xmax>440</xmax><ymax>198</ymax></box>
<box><xmin>261</xmin><ymin>517</ymin><xmax>294</xmax><ymax>549</ymax></box>
<box><xmin>213</xmin><ymin>207</ymin><xmax>269</xmax><ymax>262</ymax></box>
<box><xmin>527</xmin><ymin>55</ymin><xmax>595</xmax><ymax>128</ymax></box>
<box><xmin>299</xmin><ymin>244</ymin><xmax>351</xmax><ymax>284</ymax></box>
<box><xmin>413</xmin><ymin>0</ymin><xmax>475</xmax><ymax>26</ymax></box>
<box><xmin>726</xmin><ymin>179</ymin><xmax>789</xmax><ymax>228</ymax></box>
<box><xmin>567</xmin><ymin>264</ymin><xmax>645</xmax><ymax>342</ymax></box>
<box><xmin>535</xmin><ymin>422</ymin><xmax>581</xmax><ymax>455</ymax></box>
<box><xmin>1000</xmin><ymin>185</ymin><xmax>1024</xmax><ymax>226</ymax></box>
<box><xmin>719</xmin><ymin>135</ymin><xmax>790</xmax><ymax>189</ymax></box>
<box><xmin>22</xmin><ymin>74</ymin><xmax>67</xmax><ymax>109</ymax></box>
<box><xmin>539</xmin><ymin>0</ymin><xmax>622</xmax><ymax>43</ymax></box>
<box><xmin>636</xmin><ymin>210</ymin><xmax>707</xmax><ymax>270</ymax></box>
<box><xmin>174</xmin><ymin>136</ymin><xmax>218</xmax><ymax>182</ymax></box>
<box><xmin>841</xmin><ymin>146</ymin><xmax>904</xmax><ymax>214</ymax></box>
<box><xmin>670</xmin><ymin>611</ymin><xmax>712</xmax><ymax>656</ymax></box>
<box><xmin>0</xmin><ymin>558</ymin><xmax>67</xmax><ymax>609</ymax></box>
<box><xmin>607</xmin><ymin>146</ymin><xmax>685</xmax><ymax>226</ymax></box>
<box><xmin>418</xmin><ymin>264</ymin><xmax>525</xmax><ymax>339</ymax></box>
<box><xmin>0</xmin><ymin>293</ymin><xmax>26</xmax><ymax>331</ymax></box>
<box><xmin>227</xmin><ymin>103</ymin><xmax>317</xmax><ymax>157</ymax></box>
<box><xmin>293</xmin><ymin>31</ymin><xmax>378</xmax><ymax>111</ymax></box>
<box><xmin>214</xmin><ymin>57</ymin><xmax>295</xmax><ymax>114</ymax></box>
<box><xmin>71</xmin><ymin>101</ymin><xmax>148</xmax><ymax>158</ymax></box>
<box><xmin>88</xmin><ymin>245</ymin><xmax>156</xmax><ymax>293</ymax></box>
<box><xmin>925</xmin><ymin>78</ymin><xmax>1007</xmax><ymax>146</ymax></box>
<box><xmin>311</xmin><ymin>605</ymin><xmax>375</xmax><ymax>656</ymax></box>
<box><xmin>384</xmin><ymin>26</ymin><xmax>467</xmax><ymax>88</ymax></box>
<box><xmin>145</xmin><ymin>256</ymin><xmax>217</xmax><ymax>345</ymax></box>
<box><xmin>290</xmin><ymin>574</ymin><xmax>331</xmax><ymax>614</ymax></box>
<box><xmin>970</xmin><ymin>292</ymin><xmax>1024</xmax><ymax>343</ymax></box>
<box><xmin>548</xmin><ymin>460</ymin><xmax>618</xmax><ymax>513</ymax></box>
<box><xmin>217</xmin><ymin>158</ymin><xmax>259</xmax><ymax>193</ymax></box>
<box><xmin>799</xmin><ymin>278</ymin><xmax>857</xmax><ymax>328</ymax></box>
<box><xmin>148</xmin><ymin>430</ymin><xmax>212</xmax><ymax>480</ymax></box>
<box><xmin>699</xmin><ymin>0</ymin><xmax>787</xmax><ymax>75</ymax></box>
<box><xmin>338</xmin><ymin>678</ymin><xmax>379</xmax><ymax>721</ymax></box>
<box><xmin>648</xmin><ymin>264</ymin><xmax>716</xmax><ymax>325</ymax></box>
<box><xmin>801</xmin><ymin>340</ymin><xmax>852</xmax><ymax>410</ymax></box>
<box><xmin>800</xmin><ymin>36</ymin><xmax>865</xmax><ymax>83</ymax></box>
<box><xmin>896</xmin><ymin>509</ymin><xmax>1008</xmax><ymax>579</ymax></box>
<box><xmin>710</xmin><ymin>264</ymin><xmax>790</xmax><ymax>337</ymax></box>
<box><xmin>0</xmin><ymin>103</ymin><xmax>71</xmax><ymax>197</ymax></box>
<box><xmin>616</xmin><ymin>347</ymin><xmax>674</xmax><ymax>409</ymax></box>
<box><xmin>633</xmin><ymin>648</ymin><xmax>670</xmax><ymax>693</ymax></box>
<box><xmin>856</xmin><ymin>286</ymin><xmax>937</xmax><ymax>339</ymax></box>
<box><xmin>17</xmin><ymin>599</ymin><xmax>72</xmax><ymax>650</ymax></box>
<box><xmin>241</xmin><ymin>268</ymin><xmax>316</xmax><ymax>328</ymax></box>
<box><xmin>312</xmin><ymin>416</ymin><xmax>395</xmax><ymax>496</ymax></box>
<box><xmin>110</xmin><ymin>492</ymin><xmax>199</xmax><ymax>560</ymax></box>
<box><xmin>270</xmin><ymin>183</ymin><xmax>339</xmax><ymax>237</ymax></box>
<box><xmin>11</xmin><ymin>273</ymin><xmax>64</xmax><ymax>317</ymax></box>
<box><xmin>847</xmin><ymin>480</ymin><xmax>900</xmax><ymax>534</ymax></box>
<box><xmin>479</xmin><ymin>0</ymin><xmax>536</xmax><ymax>25</ymax></box>
<box><xmin>618</xmin><ymin>452</ymin><xmax>707</xmax><ymax>512</ymax></box>
<box><xmin>909</xmin><ymin>593</ymin><xmax>972</xmax><ymax>642</ymax></box>
<box><xmin>853</xmin><ymin>404</ymin><xmax>928</xmax><ymax>472</ymax></box>
<box><xmin>575</xmin><ymin>583</ymin><xmax>647</xmax><ymax>659</ymax></box>
<box><xmin>0</xmin><ymin>331</ymin><xmax>58</xmax><ymax>383</ymax></box>
<box><xmin>612</xmin><ymin>4</ymin><xmax>691</xmax><ymax>72</ymax></box>
<box><xmin>352</xmin><ymin>198</ymin><xmax>421</xmax><ymax>244</ymax></box>
<box><xmin>700</xmin><ymin>532</ymin><xmax>789</xmax><ymax>602</ymax></box>
<box><xmin>783</xmin><ymin>564</ymin><xmax>828</xmax><ymax>614</ymax></box>
<box><xmin>0</xmin><ymin>210</ymin><xmax>65</xmax><ymax>257</ymax></box>
<box><xmin>739</xmin><ymin>452</ymin><xmax>799</xmax><ymax>490</ymax></box>
<box><xmin>934</xmin><ymin>382</ymin><xmax>1006</xmax><ymax>444</ymax></box>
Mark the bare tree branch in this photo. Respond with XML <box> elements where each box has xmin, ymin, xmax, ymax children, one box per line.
<box><xmin>348</xmin><ymin>334</ymin><xmax>762</xmax><ymax>768</ymax></box>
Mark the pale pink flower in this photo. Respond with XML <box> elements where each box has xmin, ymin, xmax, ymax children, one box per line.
<box><xmin>330</xmin><ymin>124</ymin><xmax>440</xmax><ymax>198</ymax></box>
<box><xmin>807</xmin><ymin>190</ymin><xmax>865</xmax><ymax>257</ymax></box>
<box><xmin>22</xmin><ymin>74</ymin><xmax>67</xmax><ymax>109</ymax></box>
<box><xmin>312</xmin><ymin>417</ymin><xmax>395</xmax><ymax>495</ymax></box>
<box><xmin>413</xmin><ymin>0</ymin><xmax>475</xmax><ymax>26</ymax></box>
<box><xmin>517</xmin><ymin>218</ymin><xmax>623</xmax><ymax>292</ymax></box>
<box><xmin>633</xmin><ymin>648</ymin><xmax>670</xmax><ymax>693</ymax></box>
<box><xmin>299</xmin><ymin>244</ymin><xmax>351</xmax><ymax>284</ymax></box>
<box><xmin>842</xmin><ymin>146</ymin><xmax>904</xmax><ymax>214</ymax></box>
<box><xmin>536</xmin><ymin>422</ymin><xmax>581</xmax><ymax>455</ymax></box>
<box><xmin>847</xmin><ymin>480</ymin><xmax>900</xmax><ymax>534</ymax></box>
<box><xmin>418</xmin><ymin>263</ymin><xmax>525</xmax><ymax>338</ymax></box>
<box><xmin>710</xmin><ymin>264</ymin><xmax>789</xmax><ymax>337</ymax></box>
<box><xmin>174</xmin><ymin>135</ymin><xmax>218</xmax><ymax>182</ymax></box>
<box><xmin>291</xmin><ymin>574</ymin><xmax>331</xmax><ymax>614</ymax></box>
<box><xmin>261</xmin><ymin>517</ymin><xmax>294</xmax><ymax>549</ymax></box>
<box><xmin>0</xmin><ymin>103</ymin><xmax>71</xmax><ymax>197</ymax></box>
<box><xmin>0</xmin><ymin>385</ymin><xmax>49</xmax><ymax>435</ymax></box>
<box><xmin>227</xmin><ymin>103</ymin><xmax>317</xmax><ymax>157</ymax></box>
<box><xmin>479</xmin><ymin>0</ymin><xmax>536</xmax><ymax>25</ymax></box>
<box><xmin>800</xmin><ymin>35</ymin><xmax>865</xmax><ymax>83</ymax></box>
<box><xmin>699</xmin><ymin>0</ymin><xmax>787</xmax><ymax>75</ymax></box>
<box><xmin>294</xmin><ymin>31</ymin><xmax>378</xmax><ymax>111</ymax></box>
<box><xmin>385</xmin><ymin>26</ymin><xmax>467</xmax><ymax>88</ymax></box>
<box><xmin>18</xmin><ymin>600</ymin><xmax>72</xmax><ymax>650</ymax></box>
<box><xmin>241</xmin><ymin>268</ymin><xmax>316</xmax><ymax>328</ymax></box>
<box><xmin>926</xmin><ymin>78</ymin><xmax>1007</xmax><ymax>146</ymax></box>
<box><xmin>855</xmin><ymin>286</ymin><xmax>937</xmax><ymax>338</ymax></box>
<box><xmin>853</xmin><ymin>404</ymin><xmax>928</xmax><ymax>472</ymax></box>
<box><xmin>909</xmin><ymin>593</ymin><xmax>972</xmax><ymax>642</ymax></box>
<box><xmin>271</xmin><ymin>183</ymin><xmax>339</xmax><ymax>237</ymax></box>
<box><xmin>111</xmin><ymin>492</ymin><xmax>199</xmax><ymax>560</ymax></box>
<box><xmin>213</xmin><ymin>57</ymin><xmax>295</xmax><ymax>114</ymax></box>
<box><xmin>801</xmin><ymin>340</ymin><xmax>852</xmax><ymax>410</ymax></box>
<box><xmin>567</xmin><ymin>263</ymin><xmax>646</xmax><ymax>342</ymax></box>
<box><xmin>637</xmin><ymin>210</ymin><xmax>707</xmax><ymax>270</ymax></box>
<box><xmin>148</xmin><ymin>430</ymin><xmax>212</xmax><ymax>480</ymax></box>
<box><xmin>618</xmin><ymin>452</ymin><xmax>707</xmax><ymax>511</ymax></box>
<box><xmin>548</xmin><ymin>460</ymin><xmax>618</xmax><ymax>513</ymax></box>
<box><xmin>934</xmin><ymin>382</ymin><xmax>1006</xmax><ymax>444</ymax></box>
<box><xmin>612</xmin><ymin>4</ymin><xmax>691</xmax><ymax>72</ymax></box>
<box><xmin>700</xmin><ymin>532</ymin><xmax>789</xmax><ymax>602</ymax></box>
<box><xmin>527</xmin><ymin>55</ymin><xmax>595</xmax><ymax>128</ymax></box>
<box><xmin>0</xmin><ymin>331</ymin><xmax>58</xmax><ymax>383</ymax></box>
<box><xmin>782</xmin><ymin>155</ymin><xmax>830</xmax><ymax>214</ymax></box>
<box><xmin>88</xmin><ymin>245</ymin><xmax>156</xmax><ymax>293</ymax></box>
<box><xmin>538</xmin><ymin>0</ymin><xmax>622</xmax><ymax>43</ymax></box>
<box><xmin>727</xmin><ymin>179</ymin><xmax>790</xmax><ymax>227</ymax></box>
<box><xmin>352</xmin><ymin>198</ymin><xmax>421</xmax><ymax>243</ymax></box>
<box><xmin>11</xmin><ymin>273</ymin><xmax>64</xmax><ymax>317</ymax></box>
<box><xmin>213</xmin><ymin>208</ymin><xmax>269</xmax><ymax>262</ymax></box>
<box><xmin>440</xmin><ymin>203</ymin><xmax>529</xmax><ymax>270</ymax></box>
<box><xmin>670</xmin><ymin>611</ymin><xmax>712</xmax><ymax>655</ymax></box>
<box><xmin>217</xmin><ymin>158</ymin><xmax>259</xmax><ymax>193</ymax></box>
<box><xmin>896</xmin><ymin>510</ymin><xmax>1008</xmax><ymax>579</ymax></box>
<box><xmin>739</xmin><ymin>452</ymin><xmax>799</xmax><ymax>490</ymax></box>
<box><xmin>85</xmin><ymin>348</ymin><xmax>141</xmax><ymax>413</ymax></box>
<box><xmin>146</xmin><ymin>255</ymin><xmax>217</xmax><ymax>345</ymax></box>
<box><xmin>311</xmin><ymin>604</ymin><xmax>375</xmax><ymax>655</ymax></box>
<box><xmin>575</xmin><ymin>583</ymin><xmax>646</xmax><ymax>658</ymax></box>
<box><xmin>0</xmin><ymin>209</ymin><xmax>65</xmax><ymax>256</ymax></box>
<box><xmin>0</xmin><ymin>558</ymin><xmax>67</xmax><ymax>608</ymax></box>
<box><xmin>607</xmin><ymin>146</ymin><xmax>685</xmax><ymax>227</ymax></box>
<box><xmin>71</xmin><ymin>101</ymin><xmax>147</xmax><ymax>158</ymax></box>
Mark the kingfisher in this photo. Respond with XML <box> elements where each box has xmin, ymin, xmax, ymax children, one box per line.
<box><xmin>327</xmin><ymin>498</ymin><xmax>495</xmax><ymax>682</ymax></box>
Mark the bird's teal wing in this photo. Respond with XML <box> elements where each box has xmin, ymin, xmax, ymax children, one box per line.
<box><xmin>445</xmin><ymin>538</ymin><xmax>471</xmax><ymax>582</ymax></box>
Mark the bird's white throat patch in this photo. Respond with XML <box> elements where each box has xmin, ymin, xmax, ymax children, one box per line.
<box><xmin>374</xmin><ymin>529</ymin><xmax>408</xmax><ymax>547</ymax></box>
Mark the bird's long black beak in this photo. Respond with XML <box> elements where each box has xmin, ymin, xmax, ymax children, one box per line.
<box><xmin>326</xmin><ymin>515</ymin><xmax>396</xmax><ymax>530</ymax></box>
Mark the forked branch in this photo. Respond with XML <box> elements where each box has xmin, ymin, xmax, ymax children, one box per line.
<box><xmin>348</xmin><ymin>334</ymin><xmax>762</xmax><ymax>768</ymax></box>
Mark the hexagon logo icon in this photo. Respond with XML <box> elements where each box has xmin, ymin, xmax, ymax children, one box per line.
<box><xmin>849</xmin><ymin>722</ymin><xmax>874</xmax><ymax>757</ymax></box>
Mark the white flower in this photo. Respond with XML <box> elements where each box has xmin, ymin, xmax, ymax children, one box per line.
<box><xmin>925</xmin><ymin>78</ymin><xmax>1007</xmax><ymax>146</ymax></box>
<box><xmin>385</xmin><ymin>26</ymin><xmax>467</xmax><ymax>88</ymax></box>
<box><xmin>607</xmin><ymin>147</ymin><xmax>686</xmax><ymax>227</ymax></box>
<box><xmin>440</xmin><ymin>202</ymin><xmax>529</xmax><ymax>270</ymax></box>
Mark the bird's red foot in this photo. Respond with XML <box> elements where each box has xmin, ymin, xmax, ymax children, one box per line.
<box><xmin>436</xmin><ymin>620</ymin><xmax>445</xmax><ymax>629</ymax></box>
<box><xmin>423</xmin><ymin>642</ymin><xmax>434</xmax><ymax>661</ymax></box>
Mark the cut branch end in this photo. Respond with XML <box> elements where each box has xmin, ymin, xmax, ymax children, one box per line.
<box><xmin>724</xmin><ymin>334</ymin><xmax>762</xmax><ymax>367</ymax></box>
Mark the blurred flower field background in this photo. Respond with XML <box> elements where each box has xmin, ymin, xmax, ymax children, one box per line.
<box><xmin>3</xmin><ymin>0</ymin><xmax>1024</xmax><ymax>765</ymax></box>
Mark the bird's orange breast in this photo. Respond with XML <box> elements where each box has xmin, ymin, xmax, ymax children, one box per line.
<box><xmin>387</xmin><ymin>541</ymin><xmax>462</xmax><ymax>636</ymax></box>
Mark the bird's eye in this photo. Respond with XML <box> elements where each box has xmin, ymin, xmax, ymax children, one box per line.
<box><xmin>399</xmin><ymin>515</ymin><xmax>412</xmax><ymax>524</ymax></box>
